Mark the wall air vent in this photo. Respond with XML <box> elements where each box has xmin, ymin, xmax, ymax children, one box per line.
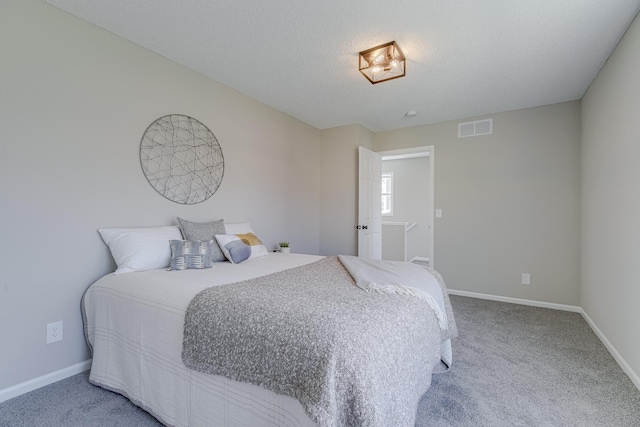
<box><xmin>458</xmin><ymin>118</ymin><xmax>493</xmax><ymax>138</ymax></box>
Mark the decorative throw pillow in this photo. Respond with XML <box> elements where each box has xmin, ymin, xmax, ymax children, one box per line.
<box><xmin>235</xmin><ymin>232</ymin><xmax>269</xmax><ymax>259</ymax></box>
<box><xmin>98</xmin><ymin>225</ymin><xmax>182</xmax><ymax>274</ymax></box>
<box><xmin>223</xmin><ymin>221</ymin><xmax>269</xmax><ymax>259</ymax></box>
<box><xmin>176</xmin><ymin>217</ymin><xmax>226</xmax><ymax>262</ymax></box>
<box><xmin>215</xmin><ymin>234</ymin><xmax>252</xmax><ymax>264</ymax></box>
<box><xmin>168</xmin><ymin>240</ymin><xmax>215</xmax><ymax>271</ymax></box>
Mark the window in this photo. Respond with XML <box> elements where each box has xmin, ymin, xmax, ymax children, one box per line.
<box><xmin>381</xmin><ymin>172</ymin><xmax>393</xmax><ymax>216</ymax></box>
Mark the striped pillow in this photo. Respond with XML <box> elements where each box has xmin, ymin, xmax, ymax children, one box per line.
<box><xmin>168</xmin><ymin>240</ymin><xmax>216</xmax><ymax>271</ymax></box>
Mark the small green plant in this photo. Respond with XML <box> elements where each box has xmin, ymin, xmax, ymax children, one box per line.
<box><xmin>279</xmin><ymin>241</ymin><xmax>289</xmax><ymax>248</ymax></box>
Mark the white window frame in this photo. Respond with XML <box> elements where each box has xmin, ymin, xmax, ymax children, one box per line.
<box><xmin>381</xmin><ymin>172</ymin><xmax>394</xmax><ymax>216</ymax></box>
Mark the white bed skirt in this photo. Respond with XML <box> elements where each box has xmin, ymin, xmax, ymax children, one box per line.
<box><xmin>90</xmin><ymin>344</ymin><xmax>315</xmax><ymax>426</ymax></box>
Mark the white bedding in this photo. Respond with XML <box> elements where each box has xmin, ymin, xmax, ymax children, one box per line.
<box><xmin>83</xmin><ymin>253</ymin><xmax>323</xmax><ymax>427</ymax></box>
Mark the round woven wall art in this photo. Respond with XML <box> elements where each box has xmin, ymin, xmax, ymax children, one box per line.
<box><xmin>140</xmin><ymin>114</ymin><xmax>224</xmax><ymax>205</ymax></box>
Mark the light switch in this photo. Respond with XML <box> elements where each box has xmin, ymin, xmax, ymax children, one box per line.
<box><xmin>435</xmin><ymin>209</ymin><xmax>442</xmax><ymax>218</ymax></box>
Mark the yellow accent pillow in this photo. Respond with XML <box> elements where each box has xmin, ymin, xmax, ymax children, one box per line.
<box><xmin>236</xmin><ymin>232</ymin><xmax>263</xmax><ymax>247</ymax></box>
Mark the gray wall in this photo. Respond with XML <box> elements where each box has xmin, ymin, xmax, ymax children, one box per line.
<box><xmin>0</xmin><ymin>0</ymin><xmax>321</xmax><ymax>390</ymax></box>
<box><xmin>3</xmin><ymin>0</ymin><xmax>638</xmax><ymax>398</ymax></box>
<box><xmin>382</xmin><ymin>157</ymin><xmax>431</xmax><ymax>261</ymax></box>
<box><xmin>319</xmin><ymin>124</ymin><xmax>374</xmax><ymax>256</ymax></box>
<box><xmin>374</xmin><ymin>102</ymin><xmax>581</xmax><ymax>306</ymax></box>
<box><xmin>581</xmin><ymin>12</ymin><xmax>640</xmax><ymax>385</ymax></box>
<box><xmin>382</xmin><ymin>224</ymin><xmax>406</xmax><ymax>261</ymax></box>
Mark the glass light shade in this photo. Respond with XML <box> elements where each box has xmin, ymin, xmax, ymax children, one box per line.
<box><xmin>359</xmin><ymin>41</ymin><xmax>406</xmax><ymax>84</ymax></box>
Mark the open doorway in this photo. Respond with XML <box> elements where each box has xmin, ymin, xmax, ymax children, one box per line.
<box><xmin>378</xmin><ymin>146</ymin><xmax>434</xmax><ymax>267</ymax></box>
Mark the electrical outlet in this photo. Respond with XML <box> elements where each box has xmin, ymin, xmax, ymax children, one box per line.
<box><xmin>47</xmin><ymin>321</ymin><xmax>63</xmax><ymax>344</ymax></box>
<box><xmin>521</xmin><ymin>273</ymin><xmax>531</xmax><ymax>286</ymax></box>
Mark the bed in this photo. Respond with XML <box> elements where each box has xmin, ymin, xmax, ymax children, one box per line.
<box><xmin>84</xmin><ymin>224</ymin><xmax>457</xmax><ymax>427</ymax></box>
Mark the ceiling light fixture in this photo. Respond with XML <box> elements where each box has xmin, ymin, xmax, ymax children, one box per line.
<box><xmin>359</xmin><ymin>41</ymin><xmax>406</xmax><ymax>84</ymax></box>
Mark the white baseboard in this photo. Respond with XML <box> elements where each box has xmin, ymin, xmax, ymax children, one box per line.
<box><xmin>448</xmin><ymin>289</ymin><xmax>640</xmax><ymax>392</ymax></box>
<box><xmin>447</xmin><ymin>289</ymin><xmax>582</xmax><ymax>312</ymax></box>
<box><xmin>580</xmin><ymin>309</ymin><xmax>640</xmax><ymax>391</ymax></box>
<box><xmin>0</xmin><ymin>359</ymin><xmax>92</xmax><ymax>404</ymax></box>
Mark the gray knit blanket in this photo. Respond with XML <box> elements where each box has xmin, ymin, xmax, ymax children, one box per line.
<box><xmin>338</xmin><ymin>255</ymin><xmax>448</xmax><ymax>330</ymax></box>
<box><xmin>182</xmin><ymin>256</ymin><xmax>457</xmax><ymax>427</ymax></box>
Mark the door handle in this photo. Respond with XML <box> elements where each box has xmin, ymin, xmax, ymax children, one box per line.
<box><xmin>356</xmin><ymin>225</ymin><xmax>369</xmax><ymax>230</ymax></box>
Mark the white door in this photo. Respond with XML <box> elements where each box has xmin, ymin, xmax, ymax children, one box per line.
<box><xmin>358</xmin><ymin>146</ymin><xmax>382</xmax><ymax>259</ymax></box>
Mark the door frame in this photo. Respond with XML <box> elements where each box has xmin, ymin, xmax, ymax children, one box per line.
<box><xmin>377</xmin><ymin>146</ymin><xmax>435</xmax><ymax>267</ymax></box>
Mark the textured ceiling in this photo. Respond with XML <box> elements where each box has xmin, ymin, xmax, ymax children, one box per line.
<box><xmin>45</xmin><ymin>0</ymin><xmax>640</xmax><ymax>132</ymax></box>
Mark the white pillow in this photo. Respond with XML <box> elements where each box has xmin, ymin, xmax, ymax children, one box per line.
<box><xmin>215</xmin><ymin>231</ymin><xmax>269</xmax><ymax>263</ymax></box>
<box><xmin>214</xmin><ymin>234</ymin><xmax>252</xmax><ymax>264</ymax></box>
<box><xmin>98</xmin><ymin>225</ymin><xmax>182</xmax><ymax>274</ymax></box>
